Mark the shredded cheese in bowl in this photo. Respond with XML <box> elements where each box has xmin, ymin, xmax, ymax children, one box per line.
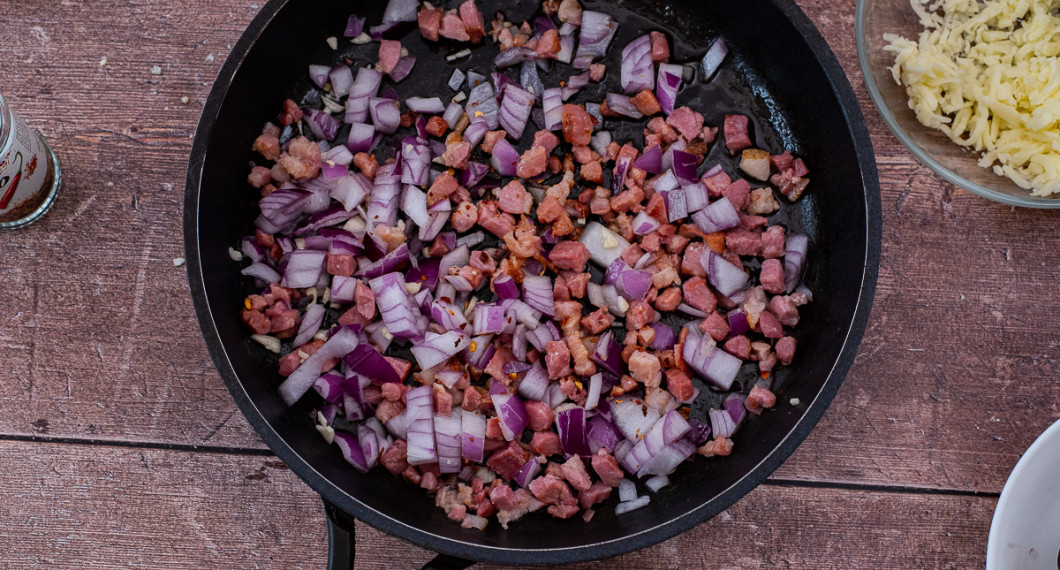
<box><xmin>884</xmin><ymin>0</ymin><xmax>1060</xmax><ymax>196</ymax></box>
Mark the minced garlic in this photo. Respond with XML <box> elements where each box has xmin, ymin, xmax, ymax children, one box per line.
<box><xmin>884</xmin><ymin>0</ymin><xmax>1060</xmax><ymax>195</ymax></box>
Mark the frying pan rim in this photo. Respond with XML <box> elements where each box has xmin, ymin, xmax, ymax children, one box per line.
<box><xmin>183</xmin><ymin>0</ymin><xmax>882</xmax><ymax>563</ymax></box>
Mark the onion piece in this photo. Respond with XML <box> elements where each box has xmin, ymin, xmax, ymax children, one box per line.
<box><xmin>369</xmin><ymin>97</ymin><xmax>401</xmax><ymax>134</ymax></box>
<box><xmin>513</xmin><ymin>458</ymin><xmax>542</xmax><ymax>488</ymax></box>
<box><xmin>461</xmin><ymin>411</ymin><xmax>487</xmax><ymax>462</ymax></box>
<box><xmin>632</xmin><ymin>211</ymin><xmax>661</xmax><ymax>236</ymax></box>
<box><xmin>578</xmin><ymin>221</ymin><xmax>630</xmax><ymax>269</ymax></box>
<box><xmin>591</xmin><ymin>331</ymin><xmax>624</xmax><ymax>376</ymax></box>
<box><xmin>490</xmin><ymin>137</ymin><xmax>520</xmax><ymax>177</ymax></box>
<box><xmin>434</xmin><ymin>412</ymin><xmax>463</xmax><ymax>474</ymax></box>
<box><xmin>381</xmin><ymin>0</ymin><xmax>418</xmax><ymax>23</ymax></box>
<box><xmin>587</xmin><ymin>414</ymin><xmax>623</xmax><ymax>453</ymax></box>
<box><xmin>465</xmin><ymin>81</ymin><xmax>499</xmax><ymax>130</ymax></box>
<box><xmin>784</xmin><ymin>233</ymin><xmax>809</xmax><ymax>293</ymax></box>
<box><xmin>521</xmin><ymin>274</ymin><xmax>555</xmax><ymax>317</ymax></box>
<box><xmin>277</xmin><ymin>326</ymin><xmax>360</xmax><ymax>406</ymax></box>
<box><xmin>473</xmin><ymin>303</ymin><xmax>506</xmax><ymax>335</ymax></box>
<box><xmin>305</xmin><ymin>109</ymin><xmax>341</xmax><ymax>141</ymax></box>
<box><xmin>682</xmin><ymin>181</ymin><xmax>709</xmax><ymax>213</ymax></box>
<box><xmin>309</xmin><ymin>64</ymin><xmax>330</xmax><ymax>88</ymax></box>
<box><xmin>312</xmin><ymin>372</ymin><xmax>345</xmax><ymax>404</ymax></box>
<box><xmin>345</xmin><ymin>68</ymin><xmax>383</xmax><ymax>124</ymax></box>
<box><xmin>491</xmin><ymin>391</ymin><xmax>529</xmax><ymax>441</ymax></box>
<box><xmin>494</xmin><ymin>46</ymin><xmax>537</xmax><ymax>69</ymax></box>
<box><xmin>692</xmin><ymin>196</ymin><xmax>740</xmax><ymax>234</ymax></box>
<box><xmin>400</xmin><ymin>137</ymin><xmax>430</xmax><ymax>187</ymax></box>
<box><xmin>401</xmin><ymin>186</ymin><xmax>429</xmax><ymax>227</ymax></box>
<box><xmin>492</xmin><ymin>274</ymin><xmax>520</xmax><ymax>299</ymax></box>
<box><xmin>702</xmin><ymin>249</ymin><xmax>748</xmax><ymax>298</ymax></box>
<box><xmin>556</xmin><ymin>407</ymin><xmax>590</xmax><ymax>457</ymax></box>
<box><xmin>611</xmin><ymin>397</ymin><xmax>661</xmax><ymax>442</ymax></box>
<box><xmin>585</xmin><ymin>373</ymin><xmax>603</xmax><ymax>410</ymax></box>
<box><xmin>620</xmin><ymin>34</ymin><xmax>655</xmax><ymax>94</ymax></box>
<box><xmin>576</xmin><ymin>11</ymin><xmax>618</xmax><ymax>59</ymax></box>
<box><xmin>517</xmin><ymin>363</ymin><xmax>550</xmax><ymax>401</ymax></box>
<box><xmin>709</xmin><ymin>408</ymin><xmax>737</xmax><ymax>438</ymax></box>
<box><xmin>542</xmin><ymin>88</ymin><xmax>563</xmax><ymax>131</ymax></box>
<box><xmin>369</xmin><ymin>272</ymin><xmax>425</xmax><ymax>339</ymax></box>
<box><xmin>604</xmin><ymin>93</ymin><xmax>643</xmax><ymax>119</ymax></box>
<box><xmin>656</xmin><ymin>62</ymin><xmax>683</xmax><ymax>115</ymax></box>
<box><xmin>633</xmin><ymin>144</ymin><xmax>662</xmax><ymax>174</ymax></box>
<box><xmin>329</xmin><ymin>65</ymin><xmax>354</xmax><ymax>98</ymax></box>
<box><xmin>293</xmin><ymin>303</ymin><xmax>326</xmax><ymax>347</ymax></box>
<box><xmin>650</xmin><ymin>322</ymin><xmax>676</xmax><ymax>350</ymax></box>
<box><xmin>448</xmin><ymin>68</ymin><xmax>466</xmax><ymax>91</ymax></box>
<box><xmin>405</xmin><ymin>96</ymin><xmax>446</xmax><ymax>114</ymax></box>
<box><xmin>282</xmin><ymin>250</ymin><xmax>326</xmax><ymax>288</ymax></box>
<box><xmin>333</xmin><ymin>430</ymin><xmax>370</xmax><ymax>472</ymax></box>
<box><xmin>682</xmin><ymin>333</ymin><xmax>741</xmax><ymax>390</ymax></box>
<box><xmin>344</xmin><ymin>14</ymin><xmax>365</xmax><ymax>37</ymax></box>
<box><xmin>405</xmin><ymin>385</ymin><xmax>437</xmax><ymax>465</ymax></box>
<box><xmin>241</xmin><ymin>262</ymin><xmax>281</xmax><ymax>285</ymax></box>
<box><xmin>498</xmin><ymin>84</ymin><xmax>535</xmax><ymax>140</ymax></box>
<box><xmin>700</xmin><ymin>38</ymin><xmax>729</xmax><ymax>81</ymax></box>
<box><xmin>411</xmin><ymin>329</ymin><xmax>472</xmax><ymax>369</ymax></box>
<box><xmin>671</xmin><ymin>150</ymin><xmax>698</xmax><ymax>182</ymax></box>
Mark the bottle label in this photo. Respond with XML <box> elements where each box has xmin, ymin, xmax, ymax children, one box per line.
<box><xmin>0</xmin><ymin>108</ymin><xmax>51</xmax><ymax>221</ymax></box>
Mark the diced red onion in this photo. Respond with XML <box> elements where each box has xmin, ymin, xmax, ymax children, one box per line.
<box><xmin>405</xmin><ymin>97</ymin><xmax>446</xmax><ymax>114</ymax></box>
<box><xmin>381</xmin><ymin>0</ymin><xmax>418</xmax><ymax>23</ymax></box>
<box><xmin>610</xmin><ymin>397</ymin><xmax>660</xmax><ymax>442</ymax></box>
<box><xmin>398</xmin><ymin>186</ymin><xmax>427</xmax><ymax>228</ymax></box>
<box><xmin>671</xmin><ymin>150</ymin><xmax>698</xmax><ymax>181</ymax></box>
<box><xmin>282</xmin><ymin>249</ymin><xmax>326</xmax><ymax>288</ymax></box>
<box><xmin>662</xmin><ymin>188</ymin><xmax>687</xmax><ymax>223</ymax></box>
<box><xmin>682</xmin><ymin>333</ymin><xmax>741</xmax><ymax>390</ymax></box>
<box><xmin>430</xmin><ymin>299</ymin><xmax>467</xmax><ymax>332</ymax></box>
<box><xmin>656</xmin><ymin>63</ymin><xmax>683</xmax><ymax>115</ymax></box>
<box><xmin>344</xmin><ymin>13</ymin><xmax>365</xmax><ymax>37</ymax></box>
<box><xmin>517</xmin><ymin>364</ymin><xmax>550</xmax><ymax>401</ymax></box>
<box><xmin>520</xmin><ymin>60</ymin><xmax>544</xmax><ymax>98</ymax></box>
<box><xmin>576</xmin><ymin>11</ymin><xmax>618</xmax><ymax>59</ymax></box>
<box><xmin>591</xmin><ymin>331</ymin><xmax>624</xmax><ymax>377</ymax></box>
<box><xmin>579</xmin><ymin>221</ymin><xmax>630</xmax><ymax>269</ymax></box>
<box><xmin>505</xmin><ymin>298</ymin><xmax>542</xmax><ymax>328</ymax></box>
<box><xmin>277</xmin><ymin>326</ymin><xmax>360</xmax><ymax>406</ymax></box>
<box><xmin>485</xmin><ymin>137</ymin><xmax>518</xmax><ymax>178</ymax></box>
<box><xmin>334</xmin><ymin>430</ymin><xmax>370</xmax><ymax>472</ymax></box>
<box><xmin>491</xmin><ymin>392</ymin><xmax>528</xmax><ymax>441</ymax></box>
<box><xmin>784</xmin><ymin>233</ymin><xmax>808</xmax><ymax>293</ymax></box>
<box><xmin>632</xmin><ymin>211</ymin><xmax>661</xmax><ymax>236</ymax></box>
<box><xmin>369</xmin><ymin>97</ymin><xmax>401</xmax><ymax>134</ymax></box>
<box><xmin>309</xmin><ymin>64</ymin><xmax>330</xmax><ymax>88</ymax></box>
<box><xmin>445</xmin><ymin>274</ymin><xmax>473</xmax><ymax>292</ymax></box>
<box><xmin>328</xmin><ymin>174</ymin><xmax>368</xmax><ymax>211</ymax></box>
<box><xmin>331</xmin><ymin>275</ymin><xmax>358</xmax><ymax>303</ymax></box>
<box><xmin>312</xmin><ymin>371</ymin><xmax>345</xmax><ymax>404</ymax></box>
<box><xmin>343</xmin><ymin>343</ymin><xmax>401</xmax><ymax>385</ymax></box>
<box><xmin>682</xmin><ymin>181</ymin><xmax>709</xmax><ymax>213</ymax></box>
<box><xmin>556</xmin><ymin>407</ymin><xmax>590</xmax><ymax>456</ymax></box>
<box><xmin>727</xmin><ymin>309</ymin><xmax>749</xmax><ymax>336</ymax></box>
<box><xmin>492</xmin><ymin>274</ymin><xmax>520</xmax><ymax>299</ymax></box>
<box><xmin>556</xmin><ymin>33</ymin><xmax>575</xmax><ymax>63</ymax></box>
<box><xmin>494</xmin><ymin>46</ymin><xmax>537</xmax><ymax>69</ymax></box>
<box><xmin>498</xmin><ymin>83</ymin><xmax>535</xmax><ymax>140</ymax></box>
<box><xmin>700</xmin><ymin>38</ymin><xmax>729</xmax><ymax>80</ymax></box>
<box><xmin>702</xmin><ymin>249</ymin><xmax>748</xmax><ymax>298</ymax></box>
<box><xmin>542</xmin><ymin>88</ymin><xmax>564</xmax><ymax>131</ymax></box>
<box><xmin>473</xmin><ymin>303</ymin><xmax>506</xmax><ymax>335</ymax></box>
<box><xmin>400</xmin><ymin>138</ymin><xmax>430</xmax><ymax>187</ymax></box>
<box><xmin>650</xmin><ymin>322</ymin><xmax>676</xmax><ymax>350</ymax></box>
<box><xmin>632</xmin><ymin>144</ymin><xmax>662</xmax><ymax>174</ymax></box>
<box><xmin>618</xmin><ymin>478</ymin><xmax>637</xmax><ymax>502</ymax></box>
<box><xmin>344</xmin><ymin>123</ymin><xmax>375</xmax><ymax>154</ymax></box>
<box><xmin>521</xmin><ymin>274</ymin><xmax>555</xmax><ymax>317</ymax></box>
<box><xmin>709</xmin><ymin>408</ymin><xmax>736</xmax><ymax>438</ymax></box>
<box><xmin>692</xmin><ymin>196</ymin><xmax>740</xmax><ymax>234</ymax></box>
<box><xmin>369</xmin><ymin>272</ymin><xmax>425</xmax><ymax>339</ymax></box>
<box><xmin>329</xmin><ymin>65</ymin><xmax>354</xmax><ymax>99</ymax></box>
<box><xmin>241</xmin><ymin>262</ymin><xmax>281</xmax><ymax>285</ymax></box>
<box><xmin>465</xmin><ymin>81</ymin><xmax>499</xmax><ymax>130</ymax></box>
<box><xmin>405</xmin><ymin>385</ymin><xmax>437</xmax><ymax>465</ymax></box>
<box><xmin>448</xmin><ymin>68</ymin><xmax>466</xmax><ymax>91</ymax></box>
<box><xmin>355</xmin><ymin>242</ymin><xmax>410</xmax><ymax>279</ymax></box>
<box><xmin>293</xmin><ymin>303</ymin><xmax>326</xmax><ymax>347</ymax></box>
<box><xmin>587</xmin><ymin>414</ymin><xmax>623</xmax><ymax>453</ymax></box>
<box><xmin>585</xmin><ymin>373</ymin><xmax>603</xmax><ymax>410</ymax></box>
<box><xmin>464</xmin><ymin>334</ymin><xmax>495</xmax><ymax>368</ymax></box>
<box><xmin>513</xmin><ymin>458</ymin><xmax>542</xmax><ymax>488</ymax></box>
<box><xmin>305</xmin><ymin>108</ymin><xmax>341</xmax><ymax>141</ymax></box>
<box><xmin>366</xmin><ymin>163</ymin><xmax>400</xmax><ymax>226</ymax></box>
<box><xmin>345</xmin><ymin>68</ymin><xmax>382</xmax><ymax>124</ymax></box>
<box><xmin>325</xmin><ymin>145</ymin><xmax>355</xmax><ymax>167</ymax></box>
<box><xmin>645</xmin><ymin>475</ymin><xmax>669</xmax><ymax>493</ymax></box>
<box><xmin>724</xmin><ymin>393</ymin><xmax>747</xmax><ymax>427</ymax></box>
<box><xmin>461</xmin><ymin>411</ymin><xmax>486</xmax><ymax>462</ymax></box>
<box><xmin>433</xmin><ymin>412</ymin><xmax>463</xmax><ymax>474</ymax></box>
<box><xmin>605</xmin><ymin>93</ymin><xmax>643</xmax><ymax>119</ymax></box>
<box><xmin>620</xmin><ymin>34</ymin><xmax>655</xmax><ymax>94</ymax></box>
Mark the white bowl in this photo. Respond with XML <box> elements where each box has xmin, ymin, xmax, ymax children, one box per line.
<box><xmin>987</xmin><ymin>419</ymin><xmax>1060</xmax><ymax>569</ymax></box>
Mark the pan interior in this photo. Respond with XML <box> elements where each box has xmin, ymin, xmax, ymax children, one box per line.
<box><xmin>187</xmin><ymin>0</ymin><xmax>876</xmax><ymax>562</ymax></box>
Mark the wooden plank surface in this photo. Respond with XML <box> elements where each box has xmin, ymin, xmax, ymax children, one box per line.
<box><xmin>0</xmin><ymin>0</ymin><xmax>1056</xmax><ymax>566</ymax></box>
<box><xmin>0</xmin><ymin>440</ymin><xmax>991</xmax><ymax>569</ymax></box>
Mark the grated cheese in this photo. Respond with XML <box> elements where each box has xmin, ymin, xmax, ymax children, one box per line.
<box><xmin>884</xmin><ymin>0</ymin><xmax>1060</xmax><ymax>195</ymax></box>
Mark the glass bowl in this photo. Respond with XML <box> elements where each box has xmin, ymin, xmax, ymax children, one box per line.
<box><xmin>855</xmin><ymin>0</ymin><xmax>1060</xmax><ymax>208</ymax></box>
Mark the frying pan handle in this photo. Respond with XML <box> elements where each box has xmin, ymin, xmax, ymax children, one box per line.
<box><xmin>323</xmin><ymin>499</ymin><xmax>475</xmax><ymax>570</ymax></box>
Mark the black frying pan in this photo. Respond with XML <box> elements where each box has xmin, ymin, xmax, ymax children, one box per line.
<box><xmin>184</xmin><ymin>0</ymin><xmax>881</xmax><ymax>566</ymax></box>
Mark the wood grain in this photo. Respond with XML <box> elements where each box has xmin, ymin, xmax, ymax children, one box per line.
<box><xmin>0</xmin><ymin>439</ymin><xmax>992</xmax><ymax>569</ymax></box>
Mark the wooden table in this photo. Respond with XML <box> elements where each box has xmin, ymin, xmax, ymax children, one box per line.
<box><xmin>1</xmin><ymin>0</ymin><xmax>1056</xmax><ymax>567</ymax></box>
